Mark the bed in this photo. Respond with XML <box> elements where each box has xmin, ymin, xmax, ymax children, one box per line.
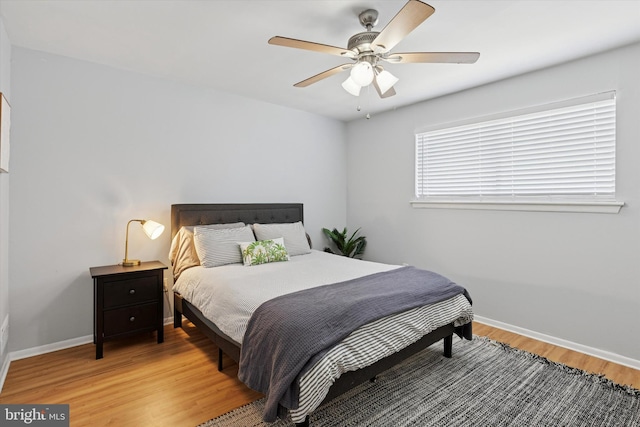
<box><xmin>170</xmin><ymin>203</ymin><xmax>473</xmax><ymax>426</ymax></box>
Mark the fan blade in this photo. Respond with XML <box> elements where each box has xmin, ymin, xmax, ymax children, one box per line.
<box><xmin>269</xmin><ymin>36</ymin><xmax>356</xmax><ymax>58</ymax></box>
<box><xmin>386</xmin><ymin>52</ymin><xmax>480</xmax><ymax>64</ymax></box>
<box><xmin>371</xmin><ymin>0</ymin><xmax>435</xmax><ymax>52</ymax></box>
<box><xmin>372</xmin><ymin>78</ymin><xmax>396</xmax><ymax>98</ymax></box>
<box><xmin>294</xmin><ymin>64</ymin><xmax>351</xmax><ymax>88</ymax></box>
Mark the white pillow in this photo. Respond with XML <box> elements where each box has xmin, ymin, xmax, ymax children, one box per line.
<box><xmin>193</xmin><ymin>225</ymin><xmax>255</xmax><ymax>267</ymax></box>
<box><xmin>239</xmin><ymin>237</ymin><xmax>289</xmax><ymax>266</ymax></box>
<box><xmin>252</xmin><ymin>221</ymin><xmax>311</xmax><ymax>256</ymax></box>
<box><xmin>168</xmin><ymin>222</ymin><xmax>246</xmax><ymax>277</ymax></box>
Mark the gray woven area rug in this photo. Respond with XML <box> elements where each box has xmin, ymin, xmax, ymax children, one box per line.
<box><xmin>200</xmin><ymin>337</ymin><xmax>639</xmax><ymax>427</ymax></box>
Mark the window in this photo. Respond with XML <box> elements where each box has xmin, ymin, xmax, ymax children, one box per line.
<box><xmin>413</xmin><ymin>92</ymin><xmax>623</xmax><ymax>213</ymax></box>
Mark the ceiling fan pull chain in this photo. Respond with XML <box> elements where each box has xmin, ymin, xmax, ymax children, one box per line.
<box><xmin>356</xmin><ymin>85</ymin><xmax>372</xmax><ymax>120</ymax></box>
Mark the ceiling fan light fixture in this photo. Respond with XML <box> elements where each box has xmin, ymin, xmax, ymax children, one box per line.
<box><xmin>376</xmin><ymin>69</ymin><xmax>399</xmax><ymax>95</ymax></box>
<box><xmin>350</xmin><ymin>61</ymin><xmax>374</xmax><ymax>86</ymax></box>
<box><xmin>269</xmin><ymin>0</ymin><xmax>479</xmax><ymax>102</ymax></box>
<box><xmin>341</xmin><ymin>76</ymin><xmax>361</xmax><ymax>96</ymax></box>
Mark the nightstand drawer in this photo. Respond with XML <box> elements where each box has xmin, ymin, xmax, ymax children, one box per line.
<box><xmin>103</xmin><ymin>303</ymin><xmax>158</xmax><ymax>336</ymax></box>
<box><xmin>103</xmin><ymin>276</ymin><xmax>158</xmax><ymax>308</ymax></box>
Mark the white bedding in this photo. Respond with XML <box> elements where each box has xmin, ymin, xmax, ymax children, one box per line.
<box><xmin>172</xmin><ymin>250</ymin><xmax>398</xmax><ymax>344</ymax></box>
<box><xmin>173</xmin><ymin>249</ymin><xmax>473</xmax><ymax>423</ymax></box>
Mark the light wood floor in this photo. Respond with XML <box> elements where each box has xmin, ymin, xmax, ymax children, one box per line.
<box><xmin>0</xmin><ymin>321</ymin><xmax>638</xmax><ymax>427</ymax></box>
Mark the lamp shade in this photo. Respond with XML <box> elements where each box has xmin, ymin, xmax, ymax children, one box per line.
<box><xmin>375</xmin><ymin>70</ymin><xmax>399</xmax><ymax>96</ymax></box>
<box><xmin>142</xmin><ymin>220</ymin><xmax>165</xmax><ymax>240</ymax></box>
<box><xmin>341</xmin><ymin>76</ymin><xmax>361</xmax><ymax>96</ymax></box>
<box><xmin>350</xmin><ymin>61</ymin><xmax>374</xmax><ymax>86</ymax></box>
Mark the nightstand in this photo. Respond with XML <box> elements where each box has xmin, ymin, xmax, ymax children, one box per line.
<box><xmin>90</xmin><ymin>261</ymin><xmax>168</xmax><ymax>359</ymax></box>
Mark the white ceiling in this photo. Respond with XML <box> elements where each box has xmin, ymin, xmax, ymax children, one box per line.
<box><xmin>1</xmin><ymin>0</ymin><xmax>640</xmax><ymax>122</ymax></box>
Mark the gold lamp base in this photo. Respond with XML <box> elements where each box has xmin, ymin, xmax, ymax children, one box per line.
<box><xmin>122</xmin><ymin>259</ymin><xmax>141</xmax><ymax>267</ymax></box>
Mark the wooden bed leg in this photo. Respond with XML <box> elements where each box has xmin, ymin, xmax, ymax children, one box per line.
<box><xmin>295</xmin><ymin>416</ymin><xmax>310</xmax><ymax>427</ymax></box>
<box><xmin>444</xmin><ymin>334</ymin><xmax>453</xmax><ymax>358</ymax></box>
<box><xmin>173</xmin><ymin>294</ymin><xmax>183</xmax><ymax>328</ymax></box>
<box><xmin>218</xmin><ymin>348</ymin><xmax>223</xmax><ymax>371</ymax></box>
<box><xmin>173</xmin><ymin>309</ymin><xmax>182</xmax><ymax>328</ymax></box>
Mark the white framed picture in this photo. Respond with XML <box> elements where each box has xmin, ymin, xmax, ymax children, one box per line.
<box><xmin>0</xmin><ymin>92</ymin><xmax>9</xmax><ymax>173</ymax></box>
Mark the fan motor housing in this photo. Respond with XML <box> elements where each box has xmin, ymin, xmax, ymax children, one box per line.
<box><xmin>348</xmin><ymin>31</ymin><xmax>380</xmax><ymax>54</ymax></box>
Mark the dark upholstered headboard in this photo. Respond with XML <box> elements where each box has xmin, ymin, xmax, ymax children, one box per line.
<box><xmin>170</xmin><ymin>203</ymin><xmax>304</xmax><ymax>239</ymax></box>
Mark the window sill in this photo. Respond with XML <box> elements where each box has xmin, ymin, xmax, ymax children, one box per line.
<box><xmin>409</xmin><ymin>199</ymin><xmax>624</xmax><ymax>214</ymax></box>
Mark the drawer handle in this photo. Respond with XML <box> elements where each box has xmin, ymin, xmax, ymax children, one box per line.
<box><xmin>129</xmin><ymin>316</ymin><xmax>136</xmax><ymax>322</ymax></box>
<box><xmin>129</xmin><ymin>289</ymin><xmax>136</xmax><ymax>295</ymax></box>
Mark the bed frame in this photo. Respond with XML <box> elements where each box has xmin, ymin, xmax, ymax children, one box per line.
<box><xmin>171</xmin><ymin>203</ymin><xmax>457</xmax><ymax>426</ymax></box>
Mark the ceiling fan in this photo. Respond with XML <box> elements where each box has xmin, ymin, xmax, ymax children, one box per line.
<box><xmin>268</xmin><ymin>0</ymin><xmax>480</xmax><ymax>98</ymax></box>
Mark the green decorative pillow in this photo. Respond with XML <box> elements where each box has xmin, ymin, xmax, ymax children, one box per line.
<box><xmin>239</xmin><ymin>238</ymin><xmax>290</xmax><ymax>266</ymax></box>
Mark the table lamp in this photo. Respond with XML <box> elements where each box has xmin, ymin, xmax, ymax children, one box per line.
<box><xmin>122</xmin><ymin>219</ymin><xmax>164</xmax><ymax>267</ymax></box>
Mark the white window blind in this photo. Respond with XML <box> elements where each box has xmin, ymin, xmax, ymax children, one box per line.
<box><xmin>415</xmin><ymin>93</ymin><xmax>617</xmax><ymax>203</ymax></box>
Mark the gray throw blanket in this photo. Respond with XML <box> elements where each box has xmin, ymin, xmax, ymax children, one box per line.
<box><xmin>237</xmin><ymin>266</ymin><xmax>471</xmax><ymax>422</ymax></box>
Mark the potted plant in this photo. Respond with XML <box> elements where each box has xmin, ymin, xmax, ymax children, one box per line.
<box><xmin>322</xmin><ymin>227</ymin><xmax>367</xmax><ymax>258</ymax></box>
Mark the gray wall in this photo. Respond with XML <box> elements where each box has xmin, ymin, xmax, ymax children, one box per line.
<box><xmin>5</xmin><ymin>38</ymin><xmax>640</xmax><ymax>365</ymax></box>
<box><xmin>0</xmin><ymin>16</ymin><xmax>11</xmax><ymax>374</ymax></box>
<box><xmin>8</xmin><ymin>47</ymin><xmax>347</xmax><ymax>353</ymax></box>
<box><xmin>346</xmin><ymin>42</ymin><xmax>640</xmax><ymax>361</ymax></box>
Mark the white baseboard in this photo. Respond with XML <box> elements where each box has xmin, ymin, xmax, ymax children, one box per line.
<box><xmin>0</xmin><ymin>353</ymin><xmax>10</xmax><ymax>393</ymax></box>
<box><xmin>474</xmin><ymin>315</ymin><xmax>640</xmax><ymax>371</ymax></box>
<box><xmin>10</xmin><ymin>335</ymin><xmax>94</xmax><ymax>361</ymax></box>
